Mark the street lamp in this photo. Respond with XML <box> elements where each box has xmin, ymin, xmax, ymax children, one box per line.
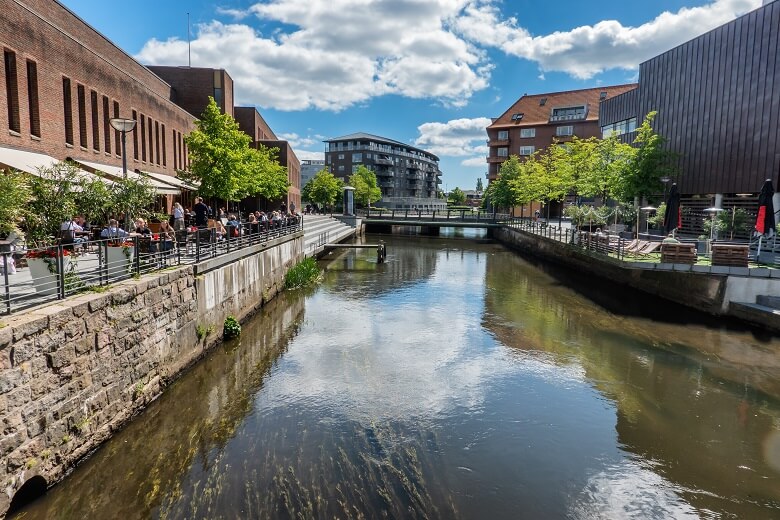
<box><xmin>660</xmin><ymin>176</ymin><xmax>671</xmax><ymax>201</ymax></box>
<box><xmin>703</xmin><ymin>207</ymin><xmax>724</xmax><ymax>242</ymax></box>
<box><xmin>110</xmin><ymin>117</ymin><xmax>137</xmax><ymax>231</ymax></box>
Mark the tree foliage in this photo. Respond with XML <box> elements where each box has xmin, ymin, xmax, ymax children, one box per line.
<box><xmin>448</xmin><ymin>187</ymin><xmax>466</xmax><ymax>205</ymax></box>
<box><xmin>303</xmin><ymin>168</ymin><xmax>343</xmax><ymax>208</ymax></box>
<box><xmin>183</xmin><ymin>97</ymin><xmax>289</xmax><ymax>202</ymax></box>
<box><xmin>349</xmin><ymin>165</ymin><xmax>381</xmax><ymax>207</ymax></box>
<box><xmin>476</xmin><ymin>177</ymin><xmax>483</xmax><ymax>193</ymax></box>
<box><xmin>0</xmin><ymin>170</ymin><xmax>31</xmax><ymax>237</ymax></box>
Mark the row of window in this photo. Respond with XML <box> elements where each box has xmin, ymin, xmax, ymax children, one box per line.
<box><xmin>4</xmin><ymin>49</ymin><xmax>40</xmax><ymax>137</ymax></box>
<box><xmin>496</xmin><ymin>146</ymin><xmax>536</xmax><ymax>157</ymax></box>
<box><xmin>601</xmin><ymin>117</ymin><xmax>637</xmax><ymax>138</ymax></box>
<box><xmin>328</xmin><ymin>153</ymin><xmax>437</xmax><ymax>168</ymax></box>
<box><xmin>2</xmin><ymin>47</ymin><xmax>189</xmax><ymax>171</ymax></box>
<box><xmin>495</xmin><ymin>125</ymin><xmax>576</xmax><ymax>141</ymax></box>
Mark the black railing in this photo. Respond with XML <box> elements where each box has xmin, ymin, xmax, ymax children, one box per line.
<box><xmin>359</xmin><ymin>208</ymin><xmax>509</xmax><ymax>222</ymax></box>
<box><xmin>1</xmin><ymin>219</ymin><xmax>302</xmax><ymax>315</ymax></box>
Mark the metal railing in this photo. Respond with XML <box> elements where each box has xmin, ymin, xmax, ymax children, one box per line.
<box><xmin>1</xmin><ymin>219</ymin><xmax>302</xmax><ymax>315</ymax></box>
<box><xmin>360</xmin><ymin>208</ymin><xmax>510</xmax><ymax>222</ymax></box>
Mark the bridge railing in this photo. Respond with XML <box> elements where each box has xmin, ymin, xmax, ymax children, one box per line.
<box><xmin>359</xmin><ymin>208</ymin><xmax>511</xmax><ymax>222</ymax></box>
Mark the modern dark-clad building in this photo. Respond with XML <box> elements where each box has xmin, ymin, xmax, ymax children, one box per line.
<box><xmin>486</xmin><ymin>85</ymin><xmax>638</xmax><ymax>182</ymax></box>
<box><xmin>600</xmin><ymin>0</ymin><xmax>780</xmax><ymax>232</ymax></box>
<box><xmin>324</xmin><ymin>132</ymin><xmax>445</xmax><ymax>211</ymax></box>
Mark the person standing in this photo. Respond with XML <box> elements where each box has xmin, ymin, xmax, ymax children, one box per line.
<box><xmin>193</xmin><ymin>197</ymin><xmax>209</xmax><ymax>228</ymax></box>
<box><xmin>280</xmin><ymin>201</ymin><xmax>287</xmax><ymax>213</ymax></box>
<box><xmin>173</xmin><ymin>202</ymin><xmax>185</xmax><ymax>231</ymax></box>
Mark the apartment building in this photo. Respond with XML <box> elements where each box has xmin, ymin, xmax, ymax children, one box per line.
<box><xmin>324</xmin><ymin>132</ymin><xmax>445</xmax><ymax>211</ymax></box>
<box><xmin>485</xmin><ymin>85</ymin><xmax>638</xmax><ymax>182</ymax></box>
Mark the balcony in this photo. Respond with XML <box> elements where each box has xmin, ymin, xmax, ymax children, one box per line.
<box><xmin>487</xmin><ymin>139</ymin><xmax>509</xmax><ymax>147</ymax></box>
<box><xmin>486</xmin><ymin>156</ymin><xmax>508</xmax><ymax>164</ymax></box>
<box><xmin>375</xmin><ymin>156</ymin><xmax>393</xmax><ymax>165</ymax></box>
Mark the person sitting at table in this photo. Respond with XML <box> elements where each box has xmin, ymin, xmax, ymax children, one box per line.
<box><xmin>134</xmin><ymin>218</ymin><xmax>152</xmax><ymax>236</ymax></box>
<box><xmin>247</xmin><ymin>213</ymin><xmax>258</xmax><ymax>234</ymax></box>
<box><xmin>213</xmin><ymin>220</ymin><xmax>227</xmax><ymax>241</ymax></box>
<box><xmin>226</xmin><ymin>214</ymin><xmax>240</xmax><ymax>237</ymax></box>
<box><xmin>101</xmin><ymin>219</ymin><xmax>129</xmax><ymax>241</ymax></box>
<box><xmin>158</xmin><ymin>220</ymin><xmax>175</xmax><ymax>259</ymax></box>
<box><xmin>60</xmin><ymin>216</ymin><xmax>86</xmax><ymax>249</ymax></box>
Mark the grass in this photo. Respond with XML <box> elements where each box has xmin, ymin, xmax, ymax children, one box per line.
<box><xmin>284</xmin><ymin>257</ymin><xmax>322</xmax><ymax>289</ymax></box>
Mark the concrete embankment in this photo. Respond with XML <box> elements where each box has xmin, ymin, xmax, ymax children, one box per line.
<box><xmin>0</xmin><ymin>233</ymin><xmax>303</xmax><ymax>516</ymax></box>
<box><xmin>491</xmin><ymin>227</ymin><xmax>780</xmax><ymax>329</ymax></box>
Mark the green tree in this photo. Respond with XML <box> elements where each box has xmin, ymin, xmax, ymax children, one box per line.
<box><xmin>0</xmin><ymin>170</ymin><xmax>30</xmax><ymax>237</ymax></box>
<box><xmin>183</xmin><ymin>97</ymin><xmax>289</xmax><ymax>203</ymax></box>
<box><xmin>476</xmin><ymin>177</ymin><xmax>484</xmax><ymax>193</ymax></box>
<box><xmin>303</xmin><ymin>168</ymin><xmax>343</xmax><ymax>209</ymax></box>
<box><xmin>580</xmin><ymin>136</ymin><xmax>635</xmax><ymax>204</ymax></box>
<box><xmin>448</xmin><ymin>187</ymin><xmax>466</xmax><ymax>205</ymax></box>
<box><xmin>111</xmin><ymin>176</ymin><xmax>157</xmax><ymax>224</ymax></box>
<box><xmin>23</xmin><ymin>162</ymin><xmax>82</xmax><ymax>246</ymax></box>
<box><xmin>615</xmin><ymin>111</ymin><xmax>678</xmax><ymax>203</ymax></box>
<box><xmin>349</xmin><ymin>165</ymin><xmax>381</xmax><ymax>208</ymax></box>
<box><xmin>529</xmin><ymin>145</ymin><xmax>569</xmax><ymax>220</ymax></box>
<box><xmin>558</xmin><ymin>137</ymin><xmax>597</xmax><ymax>203</ymax></box>
<box><xmin>487</xmin><ymin>155</ymin><xmax>523</xmax><ymax>211</ymax></box>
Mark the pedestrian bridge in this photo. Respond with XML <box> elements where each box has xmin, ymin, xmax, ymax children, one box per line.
<box><xmin>359</xmin><ymin>209</ymin><xmax>509</xmax><ymax>229</ymax></box>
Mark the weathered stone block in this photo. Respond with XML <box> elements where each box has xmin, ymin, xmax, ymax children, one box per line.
<box><xmin>64</xmin><ymin>320</ymin><xmax>86</xmax><ymax>339</ymax></box>
<box><xmin>74</xmin><ymin>336</ymin><xmax>93</xmax><ymax>355</ymax></box>
<box><xmin>12</xmin><ymin>316</ymin><xmax>48</xmax><ymax>342</ymax></box>
<box><xmin>6</xmin><ymin>387</ymin><xmax>31</xmax><ymax>409</ymax></box>
<box><xmin>95</xmin><ymin>330</ymin><xmax>112</xmax><ymax>350</ymax></box>
<box><xmin>0</xmin><ymin>369</ymin><xmax>23</xmax><ymax>395</ymax></box>
<box><xmin>47</xmin><ymin>344</ymin><xmax>75</xmax><ymax>370</ymax></box>
<box><xmin>88</xmin><ymin>296</ymin><xmax>109</xmax><ymax>313</ymax></box>
<box><xmin>0</xmin><ymin>326</ymin><xmax>12</xmax><ymax>349</ymax></box>
<box><xmin>1</xmin><ymin>411</ymin><xmax>23</xmax><ymax>435</ymax></box>
<box><xmin>0</xmin><ymin>430</ymin><xmax>26</xmax><ymax>455</ymax></box>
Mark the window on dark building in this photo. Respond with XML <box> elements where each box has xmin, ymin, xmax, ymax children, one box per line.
<box><xmin>77</xmin><ymin>84</ymin><xmax>87</xmax><ymax>147</ymax></box>
<box><xmin>213</xmin><ymin>70</ymin><xmax>223</xmax><ymax>109</ymax></box>
<box><xmin>131</xmin><ymin>110</ymin><xmax>138</xmax><ymax>159</ymax></box>
<box><xmin>497</xmin><ymin>147</ymin><xmax>508</xmax><ymax>157</ymax></box>
<box><xmin>102</xmin><ymin>96</ymin><xmax>111</xmax><ymax>154</ymax></box>
<box><xmin>90</xmin><ymin>90</ymin><xmax>99</xmax><ymax>151</ymax></box>
<box><xmin>26</xmin><ymin>60</ymin><xmax>40</xmax><ymax>137</ymax></box>
<box><xmin>497</xmin><ymin>130</ymin><xmax>509</xmax><ymax>140</ymax></box>
<box><xmin>140</xmin><ymin>114</ymin><xmax>146</xmax><ymax>161</ymax></box>
<box><xmin>4</xmin><ymin>50</ymin><xmax>20</xmax><ymax>133</ymax></box>
<box><xmin>162</xmin><ymin>124</ymin><xmax>166</xmax><ymax>167</ymax></box>
<box><xmin>556</xmin><ymin>125</ymin><xmax>574</xmax><ymax>136</ymax></box>
<box><xmin>63</xmin><ymin>77</ymin><xmax>73</xmax><ymax>144</ymax></box>
<box><xmin>520</xmin><ymin>128</ymin><xmax>535</xmax><ymax>138</ymax></box>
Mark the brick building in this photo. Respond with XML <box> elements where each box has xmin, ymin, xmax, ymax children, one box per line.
<box><xmin>485</xmin><ymin>84</ymin><xmax>638</xmax><ymax>183</ymax></box>
<box><xmin>0</xmin><ymin>0</ymin><xmax>197</xmax><ymax>209</ymax></box>
<box><xmin>1</xmin><ymin>0</ymin><xmax>299</xmax><ymax>214</ymax></box>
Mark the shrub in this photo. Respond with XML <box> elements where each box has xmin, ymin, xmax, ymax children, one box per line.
<box><xmin>223</xmin><ymin>315</ymin><xmax>241</xmax><ymax>339</ymax></box>
<box><xmin>284</xmin><ymin>257</ymin><xmax>322</xmax><ymax>289</ymax></box>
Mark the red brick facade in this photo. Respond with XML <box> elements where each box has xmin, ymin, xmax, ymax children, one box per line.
<box><xmin>0</xmin><ymin>0</ymin><xmax>195</xmax><ymax>177</ymax></box>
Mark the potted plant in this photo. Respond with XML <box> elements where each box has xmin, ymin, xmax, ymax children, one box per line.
<box><xmin>105</xmin><ymin>240</ymin><xmax>135</xmax><ymax>278</ymax></box>
<box><xmin>25</xmin><ymin>247</ymin><xmax>74</xmax><ymax>295</ymax></box>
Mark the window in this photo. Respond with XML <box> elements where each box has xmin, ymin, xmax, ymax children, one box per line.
<box><xmin>4</xmin><ymin>50</ymin><xmax>20</xmax><ymax>133</ymax></box>
<box><xmin>63</xmin><ymin>77</ymin><xmax>73</xmax><ymax>144</ymax></box>
<box><xmin>338</xmin><ymin>165</ymin><xmax>345</xmax><ymax>172</ymax></box>
<box><xmin>497</xmin><ymin>147</ymin><xmax>509</xmax><ymax>157</ymax></box>
<box><xmin>77</xmin><ymin>84</ymin><xmax>87</xmax><ymax>147</ymax></box>
<box><xmin>599</xmin><ymin>91</ymin><xmax>607</xmax><ymax>101</ymax></box>
<box><xmin>131</xmin><ymin>110</ymin><xmax>138</xmax><ymax>159</ymax></box>
<box><xmin>102</xmin><ymin>96</ymin><xmax>111</xmax><ymax>154</ymax></box>
<box><xmin>326</xmin><ymin>156</ymin><xmax>331</xmax><ymax>163</ymax></box>
<box><xmin>113</xmin><ymin>101</ymin><xmax>120</xmax><ymax>155</ymax></box>
<box><xmin>550</xmin><ymin>105</ymin><xmax>587</xmax><ymax>122</ymax></box>
<box><xmin>556</xmin><ymin>125</ymin><xmax>573</xmax><ymax>136</ymax></box>
<box><xmin>140</xmin><ymin>114</ymin><xmax>146</xmax><ymax>161</ymax></box>
<box><xmin>338</xmin><ymin>153</ymin><xmax>344</xmax><ymax>160</ymax></box>
<box><xmin>90</xmin><ymin>90</ymin><xmax>99</xmax><ymax>150</ymax></box>
<box><xmin>162</xmin><ymin>124</ymin><xmax>166</xmax><ymax>167</ymax></box>
<box><xmin>601</xmin><ymin>117</ymin><xmax>637</xmax><ymax>138</ymax></box>
<box><xmin>520</xmin><ymin>128</ymin><xmax>536</xmax><ymax>138</ymax></box>
<box><xmin>172</xmin><ymin>128</ymin><xmax>177</xmax><ymax>170</ymax></box>
<box><xmin>539</xmin><ymin>97</ymin><xmax>547</xmax><ymax>106</ymax></box>
<box><xmin>148</xmin><ymin>118</ymin><xmax>154</xmax><ymax>164</ymax></box>
<box><xmin>497</xmin><ymin>130</ymin><xmax>509</xmax><ymax>140</ymax></box>
<box><xmin>352</xmin><ymin>153</ymin><xmax>362</xmax><ymax>162</ymax></box>
<box><xmin>519</xmin><ymin>146</ymin><xmax>535</xmax><ymax>156</ymax></box>
<box><xmin>26</xmin><ymin>60</ymin><xmax>40</xmax><ymax>137</ymax></box>
<box><xmin>352</xmin><ymin>165</ymin><xmax>359</xmax><ymax>173</ymax></box>
<box><xmin>213</xmin><ymin>70</ymin><xmax>223</xmax><ymax>108</ymax></box>
<box><xmin>366</xmin><ymin>153</ymin><xmax>371</xmax><ymax>159</ymax></box>
<box><xmin>511</xmin><ymin>113</ymin><xmax>524</xmax><ymax>121</ymax></box>
<box><xmin>155</xmin><ymin>121</ymin><xmax>160</xmax><ymax>165</ymax></box>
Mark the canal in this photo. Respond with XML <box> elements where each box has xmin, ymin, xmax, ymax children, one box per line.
<box><xmin>12</xmin><ymin>233</ymin><xmax>780</xmax><ymax>519</ymax></box>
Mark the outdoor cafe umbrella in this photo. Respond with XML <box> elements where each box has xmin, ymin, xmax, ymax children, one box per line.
<box><xmin>755</xmin><ymin>179</ymin><xmax>776</xmax><ymax>260</ymax></box>
<box><xmin>663</xmin><ymin>182</ymin><xmax>681</xmax><ymax>234</ymax></box>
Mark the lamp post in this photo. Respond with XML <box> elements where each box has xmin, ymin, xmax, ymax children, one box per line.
<box><xmin>640</xmin><ymin>206</ymin><xmax>656</xmax><ymax>236</ymax></box>
<box><xmin>109</xmin><ymin>117</ymin><xmax>137</xmax><ymax>231</ymax></box>
<box><xmin>660</xmin><ymin>176</ymin><xmax>671</xmax><ymax>201</ymax></box>
<box><xmin>703</xmin><ymin>207</ymin><xmax>724</xmax><ymax>242</ymax></box>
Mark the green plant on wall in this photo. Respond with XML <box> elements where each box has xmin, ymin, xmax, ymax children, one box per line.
<box><xmin>223</xmin><ymin>315</ymin><xmax>241</xmax><ymax>339</ymax></box>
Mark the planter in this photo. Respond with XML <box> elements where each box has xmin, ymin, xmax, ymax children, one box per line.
<box><xmin>27</xmin><ymin>256</ymin><xmax>71</xmax><ymax>295</ymax></box>
<box><xmin>106</xmin><ymin>245</ymin><xmax>134</xmax><ymax>278</ymax></box>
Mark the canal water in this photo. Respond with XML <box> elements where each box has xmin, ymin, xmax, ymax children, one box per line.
<box><xmin>13</xmin><ymin>233</ymin><xmax>780</xmax><ymax>519</ymax></box>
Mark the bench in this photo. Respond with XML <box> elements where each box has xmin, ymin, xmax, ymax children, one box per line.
<box><xmin>660</xmin><ymin>243</ymin><xmax>697</xmax><ymax>264</ymax></box>
<box><xmin>711</xmin><ymin>244</ymin><xmax>749</xmax><ymax>267</ymax></box>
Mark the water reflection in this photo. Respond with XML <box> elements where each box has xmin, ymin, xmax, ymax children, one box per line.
<box><xmin>14</xmin><ymin>236</ymin><xmax>780</xmax><ymax>519</ymax></box>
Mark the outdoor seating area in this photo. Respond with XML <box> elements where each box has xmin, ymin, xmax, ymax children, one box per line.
<box><xmin>711</xmin><ymin>243</ymin><xmax>750</xmax><ymax>267</ymax></box>
<box><xmin>0</xmin><ymin>218</ymin><xmax>302</xmax><ymax>315</ymax></box>
<box><xmin>660</xmin><ymin>243</ymin><xmax>697</xmax><ymax>264</ymax></box>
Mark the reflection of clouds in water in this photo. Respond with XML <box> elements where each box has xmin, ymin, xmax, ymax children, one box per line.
<box><xmin>257</xmin><ymin>249</ymin><xmax>577</xmax><ymax>423</ymax></box>
<box><xmin>571</xmin><ymin>461</ymin><xmax>701</xmax><ymax>520</ymax></box>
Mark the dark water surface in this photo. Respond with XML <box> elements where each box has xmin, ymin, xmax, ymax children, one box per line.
<box><xmin>13</xmin><ymin>234</ymin><xmax>780</xmax><ymax>519</ymax></box>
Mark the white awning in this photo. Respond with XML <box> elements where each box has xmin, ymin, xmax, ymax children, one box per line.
<box><xmin>74</xmin><ymin>159</ymin><xmax>180</xmax><ymax>195</ymax></box>
<box><xmin>141</xmin><ymin>170</ymin><xmax>197</xmax><ymax>191</ymax></box>
<box><xmin>0</xmin><ymin>146</ymin><xmax>113</xmax><ymax>184</ymax></box>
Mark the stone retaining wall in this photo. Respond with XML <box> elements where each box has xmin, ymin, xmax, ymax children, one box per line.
<box><xmin>0</xmin><ymin>235</ymin><xmax>303</xmax><ymax>515</ymax></box>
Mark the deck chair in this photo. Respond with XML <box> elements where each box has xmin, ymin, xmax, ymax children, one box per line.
<box><xmin>634</xmin><ymin>241</ymin><xmax>661</xmax><ymax>257</ymax></box>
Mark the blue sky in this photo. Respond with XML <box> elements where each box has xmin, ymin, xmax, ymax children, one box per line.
<box><xmin>62</xmin><ymin>0</ymin><xmax>761</xmax><ymax>191</ymax></box>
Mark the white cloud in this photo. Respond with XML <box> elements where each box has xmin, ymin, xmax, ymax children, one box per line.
<box><xmin>295</xmin><ymin>150</ymin><xmax>324</xmax><ymax>162</ymax></box>
<box><xmin>454</xmin><ymin>0</ymin><xmax>761</xmax><ymax>79</ymax></box>
<box><xmin>414</xmin><ymin>117</ymin><xmax>491</xmax><ymax>158</ymax></box>
<box><xmin>215</xmin><ymin>6</ymin><xmax>250</xmax><ymax>20</ymax></box>
<box><xmin>137</xmin><ymin>0</ymin><xmax>492</xmax><ymax>111</ymax></box>
<box><xmin>461</xmin><ymin>156</ymin><xmax>487</xmax><ymax>167</ymax></box>
<box><xmin>279</xmin><ymin>132</ymin><xmax>319</xmax><ymax>150</ymax></box>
